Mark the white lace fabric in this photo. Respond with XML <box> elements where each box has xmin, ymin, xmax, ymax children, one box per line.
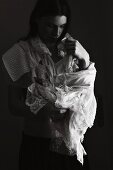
<box><xmin>25</xmin><ymin>36</ymin><xmax>97</xmax><ymax>165</ymax></box>
<box><xmin>2</xmin><ymin>34</ymin><xmax>97</xmax><ymax>165</ymax></box>
<box><xmin>50</xmin><ymin>63</ymin><xmax>96</xmax><ymax>165</ymax></box>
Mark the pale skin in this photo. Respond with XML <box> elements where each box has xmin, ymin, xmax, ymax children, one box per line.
<box><xmin>37</xmin><ymin>15</ymin><xmax>90</xmax><ymax>69</ymax></box>
<box><xmin>8</xmin><ymin>15</ymin><xmax>90</xmax><ymax>117</ymax></box>
<box><xmin>36</xmin><ymin>15</ymin><xmax>90</xmax><ymax>104</ymax></box>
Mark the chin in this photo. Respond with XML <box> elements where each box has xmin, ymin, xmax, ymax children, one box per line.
<box><xmin>48</xmin><ymin>37</ymin><xmax>58</xmax><ymax>43</ymax></box>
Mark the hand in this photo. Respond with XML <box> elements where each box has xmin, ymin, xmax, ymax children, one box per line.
<box><xmin>35</xmin><ymin>84</ymin><xmax>57</xmax><ymax>103</ymax></box>
<box><xmin>44</xmin><ymin>101</ymin><xmax>67</xmax><ymax>119</ymax></box>
<box><xmin>65</xmin><ymin>37</ymin><xmax>90</xmax><ymax>69</ymax></box>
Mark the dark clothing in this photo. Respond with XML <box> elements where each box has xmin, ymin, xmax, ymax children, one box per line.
<box><xmin>19</xmin><ymin>133</ymin><xmax>90</xmax><ymax>170</ymax></box>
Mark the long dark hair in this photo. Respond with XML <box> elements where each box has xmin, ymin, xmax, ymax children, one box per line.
<box><xmin>27</xmin><ymin>0</ymin><xmax>71</xmax><ymax>41</ymax></box>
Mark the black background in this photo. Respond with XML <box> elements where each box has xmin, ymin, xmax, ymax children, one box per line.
<box><xmin>0</xmin><ymin>0</ymin><xmax>113</xmax><ymax>169</ymax></box>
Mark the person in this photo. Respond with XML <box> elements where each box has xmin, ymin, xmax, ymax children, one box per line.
<box><xmin>2</xmin><ymin>0</ymin><xmax>96</xmax><ymax>169</ymax></box>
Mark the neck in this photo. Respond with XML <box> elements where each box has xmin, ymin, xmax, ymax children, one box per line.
<box><xmin>46</xmin><ymin>43</ymin><xmax>57</xmax><ymax>50</ymax></box>
<box><xmin>37</xmin><ymin>34</ymin><xmax>59</xmax><ymax>48</ymax></box>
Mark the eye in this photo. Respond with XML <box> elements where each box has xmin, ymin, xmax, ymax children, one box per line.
<box><xmin>60</xmin><ymin>24</ymin><xmax>66</xmax><ymax>29</ymax></box>
<box><xmin>47</xmin><ymin>23</ymin><xmax>54</xmax><ymax>29</ymax></box>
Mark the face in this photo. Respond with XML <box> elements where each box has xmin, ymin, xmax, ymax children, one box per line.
<box><xmin>37</xmin><ymin>15</ymin><xmax>67</xmax><ymax>44</ymax></box>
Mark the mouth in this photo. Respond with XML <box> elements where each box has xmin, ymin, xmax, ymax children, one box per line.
<box><xmin>47</xmin><ymin>36</ymin><xmax>59</xmax><ymax>42</ymax></box>
<box><xmin>50</xmin><ymin>36</ymin><xmax>59</xmax><ymax>40</ymax></box>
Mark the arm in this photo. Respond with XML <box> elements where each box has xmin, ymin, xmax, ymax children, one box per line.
<box><xmin>8</xmin><ymin>85</ymin><xmax>61</xmax><ymax>118</ymax></box>
<box><xmin>64</xmin><ymin>36</ymin><xmax>90</xmax><ymax>70</ymax></box>
<box><xmin>8</xmin><ymin>85</ymin><xmax>31</xmax><ymax>117</ymax></box>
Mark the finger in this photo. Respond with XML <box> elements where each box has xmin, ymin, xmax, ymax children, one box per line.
<box><xmin>65</xmin><ymin>45</ymin><xmax>75</xmax><ymax>49</ymax></box>
<box><xmin>65</xmin><ymin>36</ymin><xmax>76</xmax><ymax>42</ymax></box>
<box><xmin>65</xmin><ymin>38</ymin><xmax>77</xmax><ymax>44</ymax></box>
<box><xmin>65</xmin><ymin>39</ymin><xmax>75</xmax><ymax>43</ymax></box>
<box><xmin>65</xmin><ymin>43</ymin><xmax>76</xmax><ymax>48</ymax></box>
<box><xmin>65</xmin><ymin>42</ymin><xmax>76</xmax><ymax>49</ymax></box>
<box><xmin>65</xmin><ymin>47</ymin><xmax>75</xmax><ymax>52</ymax></box>
<box><xmin>65</xmin><ymin>42</ymin><xmax>76</xmax><ymax>47</ymax></box>
<box><xmin>66</xmin><ymin>47</ymin><xmax>75</xmax><ymax>50</ymax></box>
<box><xmin>67</xmin><ymin>51</ymin><xmax>75</xmax><ymax>56</ymax></box>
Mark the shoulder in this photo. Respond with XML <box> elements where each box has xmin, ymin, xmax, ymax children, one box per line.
<box><xmin>2</xmin><ymin>41</ymin><xmax>28</xmax><ymax>60</ymax></box>
<box><xmin>2</xmin><ymin>39</ymin><xmax>31</xmax><ymax>83</ymax></box>
<box><xmin>2</xmin><ymin>40</ymin><xmax>30</xmax><ymax>70</ymax></box>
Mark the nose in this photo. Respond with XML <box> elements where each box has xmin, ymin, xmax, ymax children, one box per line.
<box><xmin>53</xmin><ymin>27</ymin><xmax>61</xmax><ymax>37</ymax></box>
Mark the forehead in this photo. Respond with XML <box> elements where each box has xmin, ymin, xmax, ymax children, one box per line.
<box><xmin>40</xmin><ymin>15</ymin><xmax>67</xmax><ymax>25</ymax></box>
